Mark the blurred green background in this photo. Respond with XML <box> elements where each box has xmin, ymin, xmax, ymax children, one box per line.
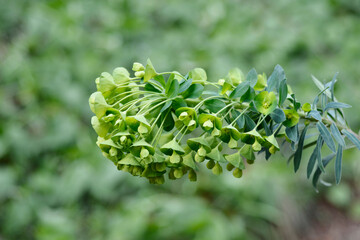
<box><xmin>1</xmin><ymin>0</ymin><xmax>360</xmax><ymax>239</ymax></box>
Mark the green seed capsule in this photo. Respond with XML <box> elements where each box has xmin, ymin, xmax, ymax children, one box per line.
<box><xmin>155</xmin><ymin>162</ymin><xmax>167</xmax><ymax>172</ymax></box>
<box><xmin>140</xmin><ymin>147</ymin><xmax>149</xmax><ymax>159</ymax></box>
<box><xmin>188</xmin><ymin>169</ymin><xmax>197</xmax><ymax>182</ymax></box>
<box><xmin>203</xmin><ymin>119</ymin><xmax>213</xmax><ymax>130</ymax></box>
<box><xmin>170</xmin><ymin>151</ymin><xmax>181</xmax><ymax>164</ymax></box>
<box><xmin>122</xmin><ymin>165</ymin><xmax>130</xmax><ymax>172</ymax></box>
<box><xmin>252</xmin><ymin>140</ymin><xmax>262</xmax><ymax>152</ymax></box>
<box><xmin>226</xmin><ymin>163</ymin><xmax>235</xmax><ymax>171</ymax></box>
<box><xmin>132</xmin><ymin>166</ymin><xmax>142</xmax><ymax>176</ymax></box>
<box><xmin>247</xmin><ymin>159</ymin><xmax>255</xmax><ymax>165</ymax></box>
<box><xmin>206</xmin><ymin>160</ymin><xmax>215</xmax><ymax>169</ymax></box>
<box><xmin>195</xmin><ymin>153</ymin><xmax>205</xmax><ymax>163</ymax></box>
<box><xmin>179</xmin><ymin>112</ymin><xmax>188</xmax><ymax>121</ymax></box>
<box><xmin>154</xmin><ymin>176</ymin><xmax>165</xmax><ymax>184</ymax></box>
<box><xmin>198</xmin><ymin>146</ymin><xmax>207</xmax><ymax>157</ymax></box>
<box><xmin>269</xmin><ymin>145</ymin><xmax>277</xmax><ymax>154</ymax></box>
<box><xmin>174</xmin><ymin>168</ymin><xmax>184</xmax><ymax>179</ymax></box>
<box><xmin>212</xmin><ymin>163</ymin><xmax>223</xmax><ymax>175</ymax></box>
<box><xmin>169</xmin><ymin>169</ymin><xmax>176</xmax><ymax>180</ymax></box>
<box><xmin>233</xmin><ymin>168</ymin><xmax>243</xmax><ymax>178</ymax></box>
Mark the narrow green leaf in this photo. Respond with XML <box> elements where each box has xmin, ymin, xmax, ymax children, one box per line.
<box><xmin>165</xmin><ymin>78</ymin><xmax>179</xmax><ymax>98</ymax></box>
<box><xmin>245</xmin><ymin>68</ymin><xmax>257</xmax><ymax>88</ymax></box>
<box><xmin>244</xmin><ymin>114</ymin><xmax>256</xmax><ymax>131</ymax></box>
<box><xmin>278</xmin><ymin>79</ymin><xmax>288</xmax><ymax>106</ymax></box>
<box><xmin>294</xmin><ymin>125</ymin><xmax>308</xmax><ymax>172</ymax></box>
<box><xmin>342</xmin><ymin>129</ymin><xmax>360</xmax><ymax>150</ymax></box>
<box><xmin>316</xmin><ymin>136</ymin><xmax>325</xmax><ymax>173</ymax></box>
<box><xmin>267</xmin><ymin>64</ymin><xmax>285</xmax><ymax>92</ymax></box>
<box><xmin>307</xmin><ymin>145</ymin><xmax>318</xmax><ymax>179</ymax></box>
<box><xmin>179</xmin><ymin>78</ymin><xmax>193</xmax><ymax>93</ymax></box>
<box><xmin>312</xmin><ymin>153</ymin><xmax>336</xmax><ymax>190</ymax></box>
<box><xmin>335</xmin><ymin>144</ymin><xmax>343</xmax><ymax>184</ymax></box>
<box><xmin>311</xmin><ymin>75</ymin><xmax>333</xmax><ymax>100</ymax></box>
<box><xmin>330</xmin><ymin>72</ymin><xmax>338</xmax><ymax>101</ymax></box>
<box><xmin>324</xmin><ymin>102</ymin><xmax>351</xmax><ymax>112</ymax></box>
<box><xmin>182</xmin><ymin>84</ymin><xmax>204</xmax><ymax>99</ymax></box>
<box><xmin>307</xmin><ymin>110</ymin><xmax>322</xmax><ymax>121</ymax></box>
<box><xmin>317</xmin><ymin>122</ymin><xmax>336</xmax><ymax>153</ymax></box>
<box><xmin>285</xmin><ymin>125</ymin><xmax>298</xmax><ymax>143</ymax></box>
<box><xmin>160</xmin><ymin>101</ymin><xmax>172</xmax><ymax>113</ymax></box>
<box><xmin>231</xmin><ymin>110</ymin><xmax>245</xmax><ymax>129</ymax></box>
<box><xmin>229</xmin><ymin>81</ymin><xmax>249</xmax><ymax>99</ymax></box>
<box><xmin>204</xmin><ymin>99</ymin><xmax>226</xmax><ymax>113</ymax></box>
<box><xmin>240</xmin><ymin>86</ymin><xmax>255</xmax><ymax>102</ymax></box>
<box><xmin>330</xmin><ymin>124</ymin><xmax>345</xmax><ymax>147</ymax></box>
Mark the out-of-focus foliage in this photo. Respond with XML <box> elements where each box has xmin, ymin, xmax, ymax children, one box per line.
<box><xmin>0</xmin><ymin>0</ymin><xmax>359</xmax><ymax>239</ymax></box>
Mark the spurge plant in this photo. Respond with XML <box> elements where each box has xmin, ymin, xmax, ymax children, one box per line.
<box><xmin>89</xmin><ymin>59</ymin><xmax>360</xmax><ymax>188</ymax></box>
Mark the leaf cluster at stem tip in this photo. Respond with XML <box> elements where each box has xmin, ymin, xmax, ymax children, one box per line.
<box><xmin>89</xmin><ymin>59</ymin><xmax>359</xmax><ymax>188</ymax></box>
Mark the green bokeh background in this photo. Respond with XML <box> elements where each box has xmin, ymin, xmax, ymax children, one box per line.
<box><xmin>1</xmin><ymin>0</ymin><xmax>360</xmax><ymax>239</ymax></box>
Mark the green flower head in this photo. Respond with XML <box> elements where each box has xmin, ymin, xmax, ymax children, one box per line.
<box><xmin>220</xmin><ymin>126</ymin><xmax>241</xmax><ymax>149</ymax></box>
<box><xmin>175</xmin><ymin>107</ymin><xmax>198</xmax><ymax>131</ymax></box>
<box><xmin>125</xmin><ymin>115</ymin><xmax>151</xmax><ymax>134</ymax></box>
<box><xmin>130</xmin><ymin>139</ymin><xmax>155</xmax><ymax>160</ymax></box>
<box><xmin>254</xmin><ymin>91</ymin><xmax>277</xmax><ymax>115</ymax></box>
<box><xmin>198</xmin><ymin>114</ymin><xmax>222</xmax><ymax>135</ymax></box>
<box><xmin>187</xmin><ymin>137</ymin><xmax>211</xmax><ymax>157</ymax></box>
<box><xmin>283</xmin><ymin>109</ymin><xmax>300</xmax><ymax>127</ymax></box>
<box><xmin>254</xmin><ymin>73</ymin><xmax>267</xmax><ymax>91</ymax></box>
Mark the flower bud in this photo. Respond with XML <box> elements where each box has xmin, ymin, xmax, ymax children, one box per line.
<box><xmin>218</xmin><ymin>79</ymin><xmax>226</xmax><ymax>86</ymax></box>
<box><xmin>135</xmin><ymin>71</ymin><xmax>145</xmax><ymax>78</ymax></box>
<box><xmin>132</xmin><ymin>62</ymin><xmax>145</xmax><ymax>72</ymax></box>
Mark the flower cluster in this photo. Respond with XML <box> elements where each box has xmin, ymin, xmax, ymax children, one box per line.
<box><xmin>89</xmin><ymin>60</ymin><xmax>360</xmax><ymax>187</ymax></box>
